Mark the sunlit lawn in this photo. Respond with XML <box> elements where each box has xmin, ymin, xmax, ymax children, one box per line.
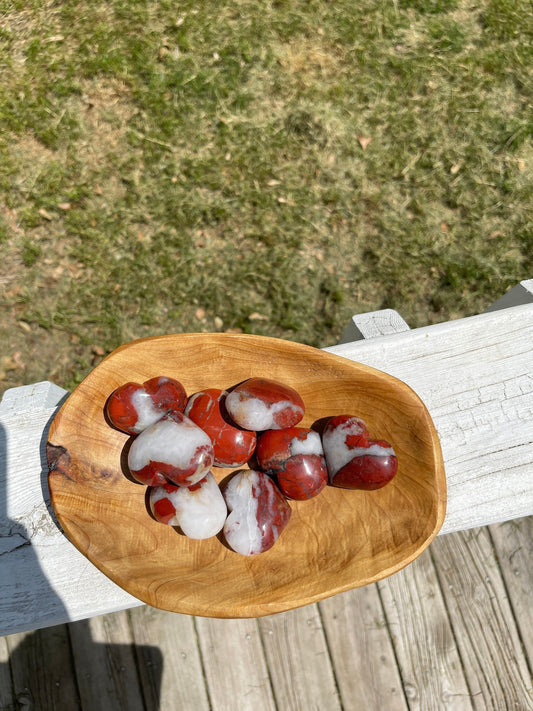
<box><xmin>0</xmin><ymin>0</ymin><xmax>531</xmax><ymax>390</ymax></box>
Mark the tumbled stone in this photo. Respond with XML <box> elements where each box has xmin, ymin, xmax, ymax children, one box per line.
<box><xmin>322</xmin><ymin>415</ymin><xmax>398</xmax><ymax>490</ymax></box>
<box><xmin>106</xmin><ymin>376</ymin><xmax>187</xmax><ymax>435</ymax></box>
<box><xmin>255</xmin><ymin>427</ymin><xmax>328</xmax><ymax>500</ymax></box>
<box><xmin>222</xmin><ymin>470</ymin><xmax>292</xmax><ymax>555</ymax></box>
<box><xmin>148</xmin><ymin>473</ymin><xmax>227</xmax><ymax>539</ymax></box>
<box><xmin>185</xmin><ymin>388</ymin><xmax>257</xmax><ymax>467</ymax></box>
<box><xmin>225</xmin><ymin>378</ymin><xmax>304</xmax><ymax>431</ymax></box>
<box><xmin>127</xmin><ymin>410</ymin><xmax>214</xmax><ymax>487</ymax></box>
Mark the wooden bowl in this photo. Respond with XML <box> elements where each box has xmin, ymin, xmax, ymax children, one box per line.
<box><xmin>47</xmin><ymin>333</ymin><xmax>446</xmax><ymax>618</ymax></box>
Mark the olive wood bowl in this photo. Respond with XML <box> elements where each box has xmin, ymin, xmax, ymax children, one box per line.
<box><xmin>47</xmin><ymin>333</ymin><xmax>446</xmax><ymax>618</ymax></box>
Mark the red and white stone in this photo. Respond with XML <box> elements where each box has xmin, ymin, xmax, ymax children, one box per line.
<box><xmin>148</xmin><ymin>473</ymin><xmax>227</xmax><ymax>539</ymax></box>
<box><xmin>127</xmin><ymin>411</ymin><xmax>214</xmax><ymax>487</ymax></box>
<box><xmin>322</xmin><ymin>415</ymin><xmax>398</xmax><ymax>490</ymax></box>
<box><xmin>222</xmin><ymin>470</ymin><xmax>292</xmax><ymax>555</ymax></box>
<box><xmin>255</xmin><ymin>427</ymin><xmax>328</xmax><ymax>500</ymax></box>
<box><xmin>225</xmin><ymin>378</ymin><xmax>304</xmax><ymax>432</ymax></box>
<box><xmin>185</xmin><ymin>388</ymin><xmax>257</xmax><ymax>467</ymax></box>
<box><xmin>106</xmin><ymin>376</ymin><xmax>187</xmax><ymax>435</ymax></box>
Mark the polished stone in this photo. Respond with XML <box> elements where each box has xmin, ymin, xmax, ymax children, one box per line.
<box><xmin>106</xmin><ymin>376</ymin><xmax>187</xmax><ymax>434</ymax></box>
<box><xmin>185</xmin><ymin>388</ymin><xmax>257</xmax><ymax>467</ymax></box>
<box><xmin>225</xmin><ymin>377</ymin><xmax>304</xmax><ymax>431</ymax></box>
<box><xmin>148</xmin><ymin>473</ymin><xmax>227</xmax><ymax>539</ymax></box>
<box><xmin>222</xmin><ymin>470</ymin><xmax>292</xmax><ymax>555</ymax></box>
<box><xmin>127</xmin><ymin>410</ymin><xmax>214</xmax><ymax>487</ymax></box>
<box><xmin>255</xmin><ymin>427</ymin><xmax>328</xmax><ymax>500</ymax></box>
<box><xmin>322</xmin><ymin>415</ymin><xmax>397</xmax><ymax>490</ymax></box>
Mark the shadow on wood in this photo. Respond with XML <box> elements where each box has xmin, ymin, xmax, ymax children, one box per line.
<box><xmin>0</xmin><ymin>417</ymin><xmax>70</xmax><ymax>635</ymax></box>
<box><xmin>0</xmin><ymin>419</ymin><xmax>163</xmax><ymax>710</ymax></box>
<box><xmin>1</xmin><ymin>622</ymin><xmax>163</xmax><ymax>710</ymax></box>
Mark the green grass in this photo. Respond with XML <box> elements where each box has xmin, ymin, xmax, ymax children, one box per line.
<box><xmin>0</xmin><ymin>0</ymin><xmax>531</xmax><ymax>391</ymax></box>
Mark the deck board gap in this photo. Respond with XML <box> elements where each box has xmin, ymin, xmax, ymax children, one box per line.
<box><xmin>375</xmin><ymin>583</ymin><xmax>412</xmax><ymax>709</ymax></box>
<box><xmin>430</xmin><ymin>545</ymin><xmax>496</xmax><ymax>705</ymax></box>
<box><xmin>486</xmin><ymin>525</ymin><xmax>533</xmax><ymax>683</ymax></box>
<box><xmin>430</xmin><ymin>529</ymin><xmax>533</xmax><ymax>709</ymax></box>
<box><xmin>316</xmin><ymin>602</ymin><xmax>346</xmax><ymax>711</ymax></box>
<box><xmin>192</xmin><ymin>616</ymin><xmax>214</xmax><ymax>711</ymax></box>
<box><xmin>427</xmin><ymin>545</ymin><xmax>477</xmax><ymax>705</ymax></box>
<box><xmin>124</xmin><ymin>611</ymin><xmax>149</xmax><ymax>711</ymax></box>
<box><xmin>255</xmin><ymin>617</ymin><xmax>282</xmax><ymax>711</ymax></box>
<box><xmin>65</xmin><ymin>624</ymin><xmax>84</xmax><ymax>711</ymax></box>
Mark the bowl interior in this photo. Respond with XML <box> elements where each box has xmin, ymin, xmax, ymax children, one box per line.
<box><xmin>47</xmin><ymin>333</ymin><xmax>446</xmax><ymax>618</ymax></box>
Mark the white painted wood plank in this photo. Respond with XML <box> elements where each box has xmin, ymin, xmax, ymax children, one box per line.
<box><xmin>0</xmin><ymin>381</ymin><xmax>68</xmax><ymax>415</ymax></box>
<box><xmin>0</xmin><ymin>383</ymin><xmax>141</xmax><ymax>637</ymax></box>
<box><xmin>258</xmin><ymin>604</ymin><xmax>342</xmax><ymax>711</ymax></box>
<box><xmin>325</xmin><ymin>303</ymin><xmax>533</xmax><ymax>534</ymax></box>
<box><xmin>488</xmin><ymin>516</ymin><xmax>533</xmax><ymax>670</ymax></box>
<box><xmin>378</xmin><ymin>549</ymin><xmax>474</xmax><ymax>710</ymax></box>
<box><xmin>319</xmin><ymin>586</ymin><xmax>409</xmax><ymax>710</ymax></box>
<box><xmin>128</xmin><ymin>606</ymin><xmax>210</xmax><ymax>711</ymax></box>
<box><xmin>430</xmin><ymin>528</ymin><xmax>533</xmax><ymax>709</ymax></box>
<box><xmin>195</xmin><ymin>617</ymin><xmax>276</xmax><ymax>711</ymax></box>
<box><xmin>339</xmin><ymin>308</ymin><xmax>410</xmax><ymax>343</ymax></box>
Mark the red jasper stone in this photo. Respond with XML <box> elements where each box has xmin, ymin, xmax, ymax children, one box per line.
<box><xmin>150</xmin><ymin>483</ymin><xmax>180</xmax><ymax>524</ymax></box>
<box><xmin>148</xmin><ymin>473</ymin><xmax>227</xmax><ymax>539</ymax></box>
<box><xmin>255</xmin><ymin>428</ymin><xmax>327</xmax><ymax>500</ymax></box>
<box><xmin>222</xmin><ymin>470</ymin><xmax>292</xmax><ymax>555</ymax></box>
<box><xmin>322</xmin><ymin>415</ymin><xmax>398</xmax><ymax>490</ymax></box>
<box><xmin>106</xmin><ymin>376</ymin><xmax>187</xmax><ymax>434</ymax></box>
<box><xmin>184</xmin><ymin>388</ymin><xmax>257</xmax><ymax>467</ymax></box>
<box><xmin>225</xmin><ymin>378</ymin><xmax>305</xmax><ymax>431</ymax></box>
<box><xmin>127</xmin><ymin>410</ymin><xmax>214</xmax><ymax>487</ymax></box>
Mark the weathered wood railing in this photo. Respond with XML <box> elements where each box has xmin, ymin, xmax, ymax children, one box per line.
<box><xmin>0</xmin><ymin>280</ymin><xmax>531</xmax><ymax>637</ymax></box>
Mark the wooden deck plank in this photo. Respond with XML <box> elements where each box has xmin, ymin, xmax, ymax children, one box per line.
<box><xmin>489</xmin><ymin>516</ymin><xmax>533</xmax><ymax>671</ymax></box>
<box><xmin>0</xmin><ymin>635</ymin><xmax>14</xmax><ymax>711</ymax></box>
<box><xmin>194</xmin><ymin>617</ymin><xmax>276</xmax><ymax>711</ymax></box>
<box><xmin>5</xmin><ymin>626</ymin><xmax>81</xmax><ymax>710</ymax></box>
<box><xmin>67</xmin><ymin>612</ymin><xmax>146</xmax><ymax>711</ymax></box>
<box><xmin>431</xmin><ymin>528</ymin><xmax>533</xmax><ymax>710</ymax></box>
<box><xmin>319</xmin><ymin>585</ymin><xmax>409</xmax><ymax>710</ymax></box>
<box><xmin>258</xmin><ymin>604</ymin><xmax>342</xmax><ymax>711</ymax></box>
<box><xmin>377</xmin><ymin>548</ymin><xmax>474</xmax><ymax>710</ymax></box>
<box><xmin>128</xmin><ymin>605</ymin><xmax>210</xmax><ymax>711</ymax></box>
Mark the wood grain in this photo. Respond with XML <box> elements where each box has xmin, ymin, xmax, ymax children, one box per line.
<box><xmin>6</xmin><ymin>626</ymin><xmax>81</xmax><ymax>710</ymax></box>
<box><xmin>378</xmin><ymin>549</ymin><xmax>473</xmax><ymax>710</ymax></box>
<box><xmin>319</xmin><ymin>586</ymin><xmax>409</xmax><ymax>710</ymax></box>
<box><xmin>46</xmin><ymin>333</ymin><xmax>446</xmax><ymax>618</ymax></box>
<box><xmin>258</xmin><ymin>604</ymin><xmax>342</xmax><ymax>710</ymax></box>
<box><xmin>195</xmin><ymin>616</ymin><xmax>276</xmax><ymax>711</ymax></box>
<box><xmin>327</xmin><ymin>302</ymin><xmax>533</xmax><ymax>534</ymax></box>
<box><xmin>489</xmin><ymin>516</ymin><xmax>533</xmax><ymax>669</ymax></box>
<box><xmin>128</xmin><ymin>606</ymin><xmax>210</xmax><ymax>711</ymax></box>
<box><xmin>431</xmin><ymin>528</ymin><xmax>533</xmax><ymax>710</ymax></box>
<box><xmin>68</xmin><ymin>612</ymin><xmax>146</xmax><ymax>711</ymax></box>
